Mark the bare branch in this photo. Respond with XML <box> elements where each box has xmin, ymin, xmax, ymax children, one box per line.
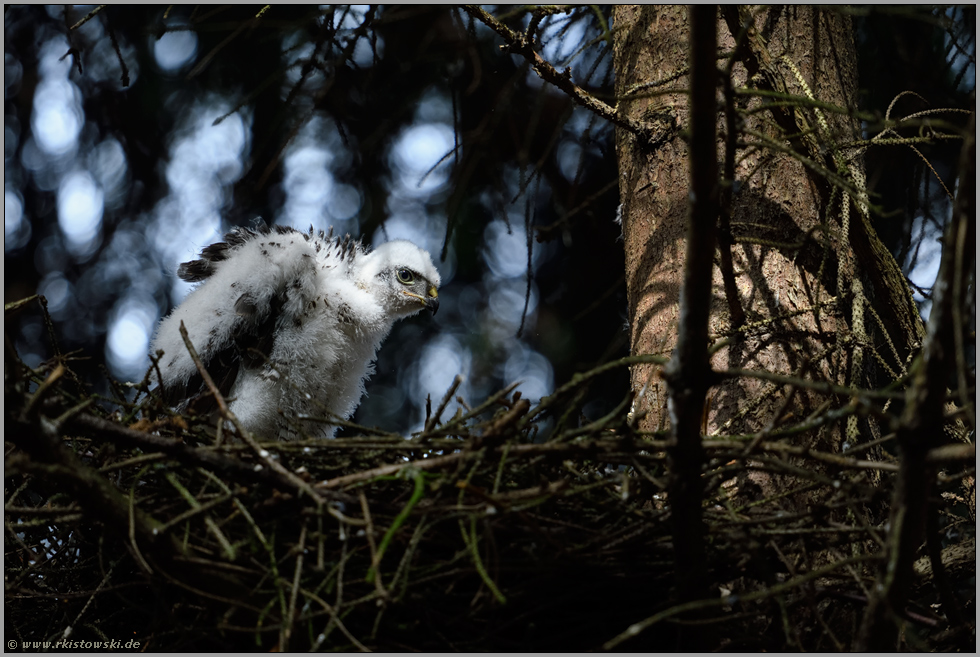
<box><xmin>461</xmin><ymin>5</ymin><xmax>671</xmax><ymax>147</ymax></box>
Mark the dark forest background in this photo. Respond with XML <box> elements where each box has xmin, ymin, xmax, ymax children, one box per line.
<box><xmin>3</xmin><ymin>5</ymin><xmax>976</xmax><ymax>653</ymax></box>
<box><xmin>4</xmin><ymin>5</ymin><xmax>975</xmax><ymax>431</ymax></box>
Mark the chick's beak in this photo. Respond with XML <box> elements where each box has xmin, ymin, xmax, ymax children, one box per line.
<box><xmin>425</xmin><ymin>286</ymin><xmax>440</xmax><ymax>315</ymax></box>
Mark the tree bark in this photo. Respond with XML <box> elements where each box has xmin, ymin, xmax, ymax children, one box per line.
<box><xmin>612</xmin><ymin>5</ymin><xmax>926</xmax><ymax>647</ymax></box>
<box><xmin>612</xmin><ymin>4</ymin><xmax>909</xmax><ymax>502</ymax></box>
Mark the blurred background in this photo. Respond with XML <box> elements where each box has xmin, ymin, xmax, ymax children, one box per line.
<box><xmin>4</xmin><ymin>5</ymin><xmax>974</xmax><ymax>434</ymax></box>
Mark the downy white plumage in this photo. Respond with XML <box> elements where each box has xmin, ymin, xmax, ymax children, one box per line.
<box><xmin>151</xmin><ymin>224</ymin><xmax>440</xmax><ymax>439</ymax></box>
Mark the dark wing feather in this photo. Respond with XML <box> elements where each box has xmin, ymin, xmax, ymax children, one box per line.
<box><xmin>177</xmin><ymin>225</ymin><xmax>271</xmax><ymax>283</ymax></box>
<box><xmin>162</xmin><ymin>223</ymin><xmax>304</xmax><ymax>412</ymax></box>
<box><xmin>162</xmin><ymin>287</ymin><xmax>286</xmax><ymax>415</ymax></box>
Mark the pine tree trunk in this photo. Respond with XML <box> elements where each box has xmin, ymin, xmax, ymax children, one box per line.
<box><xmin>611</xmin><ymin>6</ymin><xmax>926</xmax><ymax>647</ymax></box>
<box><xmin>612</xmin><ymin>5</ymin><xmax>915</xmax><ymax>493</ymax></box>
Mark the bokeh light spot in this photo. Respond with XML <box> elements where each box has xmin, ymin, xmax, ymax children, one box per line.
<box><xmin>154</xmin><ymin>28</ymin><xmax>199</xmax><ymax>72</ymax></box>
<box><xmin>4</xmin><ymin>189</ymin><xmax>30</xmax><ymax>251</ymax></box>
<box><xmin>32</xmin><ymin>78</ymin><xmax>82</xmax><ymax>156</ymax></box>
<box><xmin>57</xmin><ymin>171</ymin><xmax>104</xmax><ymax>256</ymax></box>
<box><xmin>106</xmin><ymin>299</ymin><xmax>158</xmax><ymax>381</ymax></box>
<box><xmin>392</xmin><ymin>123</ymin><xmax>455</xmax><ymax>195</ymax></box>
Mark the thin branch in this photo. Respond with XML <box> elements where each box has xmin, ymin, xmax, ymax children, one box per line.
<box><xmin>67</xmin><ymin>413</ymin><xmax>352</xmax><ymax>504</ymax></box>
<box><xmin>856</xmin><ymin>111</ymin><xmax>976</xmax><ymax>651</ymax></box>
<box><xmin>661</xmin><ymin>6</ymin><xmax>717</xmax><ymax>617</ymax></box>
<box><xmin>461</xmin><ymin>5</ymin><xmax>670</xmax><ymax>147</ymax></box>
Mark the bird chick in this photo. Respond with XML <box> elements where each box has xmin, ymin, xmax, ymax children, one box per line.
<box><xmin>151</xmin><ymin>224</ymin><xmax>440</xmax><ymax>439</ymax></box>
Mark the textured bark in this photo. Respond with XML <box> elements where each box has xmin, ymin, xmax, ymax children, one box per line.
<box><xmin>614</xmin><ymin>8</ymin><xmax>875</xmax><ymax>646</ymax></box>
<box><xmin>611</xmin><ymin>6</ymin><xmax>970</xmax><ymax>649</ymax></box>
<box><xmin>614</xmin><ymin>5</ymin><xmax>877</xmax><ymax>487</ymax></box>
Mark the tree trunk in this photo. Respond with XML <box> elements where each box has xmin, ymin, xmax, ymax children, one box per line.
<box><xmin>613</xmin><ymin>4</ymin><xmax>916</xmax><ymax>499</ymax></box>
<box><xmin>612</xmin><ymin>5</ymin><xmax>930</xmax><ymax>648</ymax></box>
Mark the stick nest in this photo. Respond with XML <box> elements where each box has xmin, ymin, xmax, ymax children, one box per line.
<box><xmin>5</xmin><ymin>320</ymin><xmax>975</xmax><ymax>651</ymax></box>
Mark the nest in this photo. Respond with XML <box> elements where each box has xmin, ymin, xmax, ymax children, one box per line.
<box><xmin>5</xmin><ymin>303</ymin><xmax>976</xmax><ymax>652</ymax></box>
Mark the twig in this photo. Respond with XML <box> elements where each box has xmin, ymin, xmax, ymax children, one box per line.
<box><xmin>716</xmin><ymin>367</ymin><xmax>905</xmax><ymax>400</ymax></box>
<box><xmin>282</xmin><ymin>520</ymin><xmax>307</xmax><ymax>650</ymax></box>
<box><xmin>366</xmin><ymin>470</ymin><xmax>426</xmax><ymax>589</ymax></box>
<box><xmin>423</xmin><ymin>374</ymin><xmax>463</xmax><ymax>434</ymax></box>
<box><xmin>67</xmin><ymin>413</ymin><xmax>353</xmax><ymax>504</ymax></box>
<box><xmin>461</xmin><ymin>5</ymin><xmax>670</xmax><ymax>147</ymax></box>
<box><xmin>742</xmin><ymin>365</ymin><xmax>804</xmax><ymax>456</ymax></box>
<box><xmin>856</xmin><ymin>110</ymin><xmax>976</xmax><ymax>651</ymax></box>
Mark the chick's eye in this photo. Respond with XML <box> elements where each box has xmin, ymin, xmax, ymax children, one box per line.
<box><xmin>396</xmin><ymin>269</ymin><xmax>415</xmax><ymax>285</ymax></box>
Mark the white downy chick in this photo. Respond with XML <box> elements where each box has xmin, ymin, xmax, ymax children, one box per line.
<box><xmin>151</xmin><ymin>224</ymin><xmax>440</xmax><ymax>439</ymax></box>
